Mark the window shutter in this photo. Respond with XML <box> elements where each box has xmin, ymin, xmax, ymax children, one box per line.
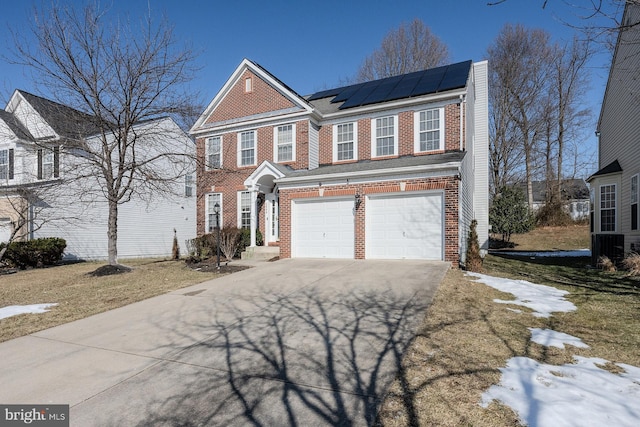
<box><xmin>37</xmin><ymin>149</ymin><xmax>43</xmax><ymax>179</ymax></box>
<box><xmin>8</xmin><ymin>149</ymin><xmax>14</xmax><ymax>180</ymax></box>
<box><xmin>53</xmin><ymin>146</ymin><xmax>60</xmax><ymax>178</ymax></box>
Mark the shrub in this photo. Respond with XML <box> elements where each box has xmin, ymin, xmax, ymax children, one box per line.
<box><xmin>185</xmin><ymin>233</ymin><xmax>217</xmax><ymax>261</ymax></box>
<box><xmin>490</xmin><ymin>186</ymin><xmax>535</xmax><ymax>242</ymax></box>
<box><xmin>2</xmin><ymin>237</ymin><xmax>66</xmax><ymax>269</ymax></box>
<box><xmin>465</xmin><ymin>219</ymin><xmax>483</xmax><ymax>272</ymax></box>
<box><xmin>236</xmin><ymin>228</ymin><xmax>263</xmax><ymax>258</ymax></box>
<box><xmin>172</xmin><ymin>229</ymin><xmax>180</xmax><ymax>260</ymax></box>
<box><xmin>622</xmin><ymin>252</ymin><xmax>640</xmax><ymax>276</ymax></box>
<box><xmin>536</xmin><ymin>201</ymin><xmax>573</xmax><ymax>227</ymax></box>
<box><xmin>597</xmin><ymin>255</ymin><xmax>617</xmax><ymax>272</ymax></box>
<box><xmin>220</xmin><ymin>226</ymin><xmax>242</xmax><ymax>261</ymax></box>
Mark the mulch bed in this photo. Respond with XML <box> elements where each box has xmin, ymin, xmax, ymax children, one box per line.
<box><xmin>186</xmin><ymin>259</ymin><xmax>251</xmax><ymax>274</ymax></box>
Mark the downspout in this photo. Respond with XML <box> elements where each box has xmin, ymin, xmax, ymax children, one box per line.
<box><xmin>459</xmin><ymin>94</ymin><xmax>465</xmax><ymax>151</ymax></box>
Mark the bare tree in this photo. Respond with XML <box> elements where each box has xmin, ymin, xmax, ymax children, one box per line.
<box><xmin>549</xmin><ymin>36</ymin><xmax>592</xmax><ymax>201</ymax></box>
<box><xmin>352</xmin><ymin>18</ymin><xmax>450</xmax><ymax>83</ymax></box>
<box><xmin>8</xmin><ymin>3</ymin><xmax>199</xmax><ymax>265</ymax></box>
<box><xmin>488</xmin><ymin>24</ymin><xmax>554</xmax><ymax>209</ymax></box>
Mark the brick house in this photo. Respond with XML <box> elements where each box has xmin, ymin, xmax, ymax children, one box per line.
<box><xmin>190</xmin><ymin>59</ymin><xmax>488</xmax><ymax>267</ymax></box>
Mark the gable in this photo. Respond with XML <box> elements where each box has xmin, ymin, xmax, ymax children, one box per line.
<box><xmin>8</xmin><ymin>94</ymin><xmax>57</xmax><ymax>140</ymax></box>
<box><xmin>206</xmin><ymin>70</ymin><xmax>300</xmax><ymax>124</ymax></box>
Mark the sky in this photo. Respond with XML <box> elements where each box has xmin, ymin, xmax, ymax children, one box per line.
<box><xmin>0</xmin><ymin>0</ymin><xmax>627</xmax><ymax>176</ymax></box>
<box><xmin>468</xmin><ymin>269</ymin><xmax>640</xmax><ymax>426</ymax></box>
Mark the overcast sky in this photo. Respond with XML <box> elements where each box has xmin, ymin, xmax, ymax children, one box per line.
<box><xmin>0</xmin><ymin>0</ymin><xmax>626</xmax><ymax>176</ymax></box>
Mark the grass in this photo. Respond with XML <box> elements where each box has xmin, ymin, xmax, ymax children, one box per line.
<box><xmin>0</xmin><ymin>258</ymin><xmax>223</xmax><ymax>343</ymax></box>
<box><xmin>496</xmin><ymin>223</ymin><xmax>591</xmax><ymax>251</ymax></box>
<box><xmin>376</xmin><ymin>224</ymin><xmax>640</xmax><ymax>426</ymax></box>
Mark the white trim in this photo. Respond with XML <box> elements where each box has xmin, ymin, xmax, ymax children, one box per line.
<box><xmin>237</xmin><ymin>130</ymin><xmax>257</xmax><ymax>167</ymax></box>
<box><xmin>332</xmin><ymin>121</ymin><xmax>358</xmax><ymax>162</ymax></box>
<box><xmin>205</xmin><ymin>136</ymin><xmax>222</xmax><ymax>170</ymax></box>
<box><xmin>414</xmin><ymin>107</ymin><xmax>444</xmax><ymax>153</ymax></box>
<box><xmin>276</xmin><ymin>161</ymin><xmax>461</xmax><ymax>187</ymax></box>
<box><xmin>237</xmin><ymin>190</ymin><xmax>251</xmax><ymax>229</ymax></box>
<box><xmin>371</xmin><ymin>115</ymin><xmax>398</xmax><ymax>158</ymax></box>
<box><xmin>274</xmin><ymin>123</ymin><xmax>296</xmax><ymax>163</ymax></box>
<box><xmin>599</xmin><ymin>183</ymin><xmax>617</xmax><ymax>232</ymax></box>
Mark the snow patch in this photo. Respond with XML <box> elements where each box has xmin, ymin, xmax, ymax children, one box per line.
<box><xmin>0</xmin><ymin>304</ymin><xmax>58</xmax><ymax>320</ymax></box>
<box><xmin>529</xmin><ymin>328</ymin><xmax>590</xmax><ymax>349</ymax></box>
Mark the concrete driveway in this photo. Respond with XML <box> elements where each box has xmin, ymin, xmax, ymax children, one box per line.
<box><xmin>0</xmin><ymin>259</ymin><xmax>448</xmax><ymax>426</ymax></box>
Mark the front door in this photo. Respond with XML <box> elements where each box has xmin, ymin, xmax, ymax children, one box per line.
<box><xmin>265</xmin><ymin>193</ymin><xmax>279</xmax><ymax>244</ymax></box>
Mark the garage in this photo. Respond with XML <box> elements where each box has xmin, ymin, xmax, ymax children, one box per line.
<box><xmin>366</xmin><ymin>192</ymin><xmax>443</xmax><ymax>260</ymax></box>
<box><xmin>292</xmin><ymin>198</ymin><xmax>354</xmax><ymax>258</ymax></box>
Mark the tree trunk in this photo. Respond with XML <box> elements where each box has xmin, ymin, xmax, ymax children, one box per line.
<box><xmin>107</xmin><ymin>199</ymin><xmax>118</xmax><ymax>265</ymax></box>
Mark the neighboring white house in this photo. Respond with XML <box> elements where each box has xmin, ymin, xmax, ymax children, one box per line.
<box><xmin>588</xmin><ymin>3</ymin><xmax>640</xmax><ymax>263</ymax></box>
<box><xmin>0</xmin><ymin>90</ymin><xmax>196</xmax><ymax>260</ymax></box>
<box><xmin>517</xmin><ymin>179</ymin><xmax>590</xmax><ymax>221</ymax></box>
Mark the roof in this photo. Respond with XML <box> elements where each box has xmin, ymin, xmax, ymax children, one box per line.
<box><xmin>280</xmin><ymin>151</ymin><xmax>466</xmax><ymax>180</ymax></box>
<box><xmin>0</xmin><ymin>109</ymin><xmax>33</xmax><ymax>140</ymax></box>
<box><xmin>306</xmin><ymin>60</ymin><xmax>472</xmax><ymax>113</ymax></box>
<box><xmin>16</xmin><ymin>90</ymin><xmax>102</xmax><ymax>140</ymax></box>
<box><xmin>587</xmin><ymin>159</ymin><xmax>623</xmax><ymax>181</ymax></box>
<box><xmin>517</xmin><ymin>179</ymin><xmax>590</xmax><ymax>202</ymax></box>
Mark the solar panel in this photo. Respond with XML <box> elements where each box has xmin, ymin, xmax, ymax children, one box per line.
<box><xmin>385</xmin><ymin>73</ymin><xmax>423</xmax><ymax>101</ymax></box>
<box><xmin>360</xmin><ymin>74</ymin><xmax>404</xmax><ymax>106</ymax></box>
<box><xmin>307</xmin><ymin>87</ymin><xmax>343</xmax><ymax>101</ymax></box>
<box><xmin>308</xmin><ymin>60</ymin><xmax>472</xmax><ymax>110</ymax></box>
<box><xmin>338</xmin><ymin>81</ymin><xmax>381</xmax><ymax>109</ymax></box>
<box><xmin>411</xmin><ymin>66</ymin><xmax>447</xmax><ymax>97</ymax></box>
<box><xmin>437</xmin><ymin>60</ymin><xmax>472</xmax><ymax>92</ymax></box>
<box><xmin>331</xmin><ymin>83</ymin><xmax>366</xmax><ymax>103</ymax></box>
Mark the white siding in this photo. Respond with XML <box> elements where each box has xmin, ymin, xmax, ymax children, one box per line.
<box><xmin>459</xmin><ymin>60</ymin><xmax>489</xmax><ymax>264</ymax></box>
<box><xmin>597</xmin><ymin>4</ymin><xmax>640</xmax><ymax>249</ymax></box>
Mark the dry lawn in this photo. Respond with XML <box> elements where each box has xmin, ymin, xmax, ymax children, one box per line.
<box><xmin>503</xmin><ymin>224</ymin><xmax>590</xmax><ymax>251</ymax></box>
<box><xmin>377</xmin><ymin>225</ymin><xmax>640</xmax><ymax>426</ymax></box>
<box><xmin>0</xmin><ymin>259</ymin><xmax>223</xmax><ymax>343</ymax></box>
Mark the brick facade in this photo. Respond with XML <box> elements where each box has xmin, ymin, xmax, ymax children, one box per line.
<box><xmin>191</xmin><ymin>59</ymin><xmax>480</xmax><ymax>268</ymax></box>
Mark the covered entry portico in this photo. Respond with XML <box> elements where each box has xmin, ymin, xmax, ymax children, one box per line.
<box><xmin>243</xmin><ymin>161</ymin><xmax>288</xmax><ymax>248</ymax></box>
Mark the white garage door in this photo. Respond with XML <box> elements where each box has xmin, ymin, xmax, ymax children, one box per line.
<box><xmin>292</xmin><ymin>198</ymin><xmax>354</xmax><ymax>258</ymax></box>
<box><xmin>366</xmin><ymin>192</ymin><xmax>443</xmax><ymax>260</ymax></box>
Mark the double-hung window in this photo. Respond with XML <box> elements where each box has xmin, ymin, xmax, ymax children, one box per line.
<box><xmin>206</xmin><ymin>136</ymin><xmax>222</xmax><ymax>169</ymax></box>
<box><xmin>415</xmin><ymin>108</ymin><xmax>443</xmax><ymax>152</ymax></box>
<box><xmin>372</xmin><ymin>116</ymin><xmax>397</xmax><ymax>157</ymax></box>
<box><xmin>334</xmin><ymin>122</ymin><xmax>357</xmax><ymax>162</ymax></box>
<box><xmin>275</xmin><ymin>124</ymin><xmax>294</xmax><ymax>163</ymax></box>
<box><xmin>239</xmin><ymin>131</ymin><xmax>256</xmax><ymax>167</ymax></box>
<box><xmin>0</xmin><ymin>149</ymin><xmax>13</xmax><ymax>181</ymax></box>
<box><xmin>632</xmin><ymin>175</ymin><xmax>638</xmax><ymax>230</ymax></box>
<box><xmin>37</xmin><ymin>146</ymin><xmax>59</xmax><ymax>180</ymax></box>
<box><xmin>206</xmin><ymin>193</ymin><xmax>222</xmax><ymax>233</ymax></box>
<box><xmin>239</xmin><ymin>191</ymin><xmax>251</xmax><ymax>229</ymax></box>
<box><xmin>600</xmin><ymin>184</ymin><xmax>617</xmax><ymax>232</ymax></box>
<box><xmin>185</xmin><ymin>175</ymin><xmax>194</xmax><ymax>197</ymax></box>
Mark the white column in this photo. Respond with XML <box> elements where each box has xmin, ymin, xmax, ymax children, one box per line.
<box><xmin>250</xmin><ymin>188</ymin><xmax>258</xmax><ymax>247</ymax></box>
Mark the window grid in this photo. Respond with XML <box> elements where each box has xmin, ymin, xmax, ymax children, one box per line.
<box><xmin>419</xmin><ymin>109</ymin><xmax>440</xmax><ymax>151</ymax></box>
<box><xmin>206</xmin><ymin>137</ymin><xmax>221</xmax><ymax>169</ymax></box>
<box><xmin>0</xmin><ymin>150</ymin><xmax>7</xmax><ymax>180</ymax></box>
<box><xmin>240</xmin><ymin>131</ymin><xmax>255</xmax><ymax>166</ymax></box>
<box><xmin>240</xmin><ymin>191</ymin><xmax>251</xmax><ymax>229</ymax></box>
<box><xmin>600</xmin><ymin>184</ymin><xmax>616</xmax><ymax>232</ymax></box>
<box><xmin>375</xmin><ymin>116</ymin><xmax>395</xmax><ymax>157</ymax></box>
<box><xmin>206</xmin><ymin>193</ymin><xmax>222</xmax><ymax>233</ymax></box>
<box><xmin>42</xmin><ymin>150</ymin><xmax>54</xmax><ymax>180</ymax></box>
<box><xmin>185</xmin><ymin>175</ymin><xmax>193</xmax><ymax>197</ymax></box>
<box><xmin>336</xmin><ymin>123</ymin><xmax>354</xmax><ymax>161</ymax></box>
<box><xmin>277</xmin><ymin>125</ymin><xmax>293</xmax><ymax>162</ymax></box>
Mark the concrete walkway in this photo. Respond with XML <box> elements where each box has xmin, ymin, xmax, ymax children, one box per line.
<box><xmin>0</xmin><ymin>259</ymin><xmax>448</xmax><ymax>426</ymax></box>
